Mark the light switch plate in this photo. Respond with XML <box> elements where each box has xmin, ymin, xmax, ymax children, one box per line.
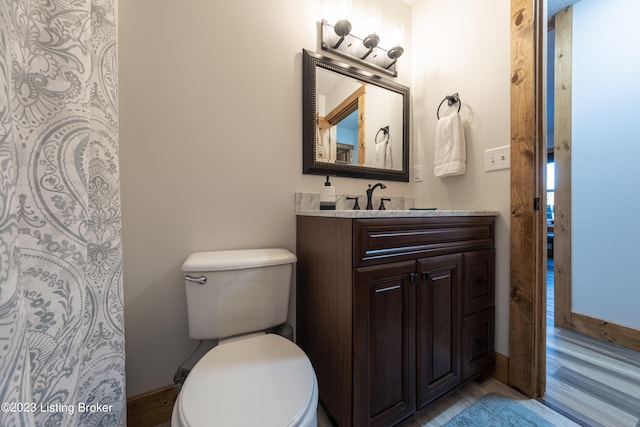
<box><xmin>484</xmin><ymin>145</ymin><xmax>510</xmax><ymax>172</ymax></box>
<box><xmin>414</xmin><ymin>164</ymin><xmax>424</xmax><ymax>182</ymax></box>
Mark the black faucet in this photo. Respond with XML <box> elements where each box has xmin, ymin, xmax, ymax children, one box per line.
<box><xmin>366</xmin><ymin>183</ymin><xmax>387</xmax><ymax>210</ymax></box>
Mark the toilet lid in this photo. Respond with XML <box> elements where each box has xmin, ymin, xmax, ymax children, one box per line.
<box><xmin>178</xmin><ymin>334</ymin><xmax>316</xmax><ymax>427</ymax></box>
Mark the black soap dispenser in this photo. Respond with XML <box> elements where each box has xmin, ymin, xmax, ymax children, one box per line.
<box><xmin>319</xmin><ymin>176</ymin><xmax>336</xmax><ymax>210</ymax></box>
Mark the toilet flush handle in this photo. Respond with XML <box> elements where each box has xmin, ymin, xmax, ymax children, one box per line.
<box><xmin>185</xmin><ymin>275</ymin><xmax>207</xmax><ymax>285</ymax></box>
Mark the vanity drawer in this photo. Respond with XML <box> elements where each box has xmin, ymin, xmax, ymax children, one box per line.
<box><xmin>462</xmin><ymin>249</ymin><xmax>495</xmax><ymax>316</ymax></box>
<box><xmin>461</xmin><ymin>307</ymin><xmax>495</xmax><ymax>380</ymax></box>
<box><xmin>353</xmin><ymin>217</ymin><xmax>494</xmax><ymax>267</ymax></box>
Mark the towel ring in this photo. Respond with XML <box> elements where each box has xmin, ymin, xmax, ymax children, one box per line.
<box><xmin>375</xmin><ymin>126</ymin><xmax>390</xmax><ymax>144</ymax></box>
<box><xmin>437</xmin><ymin>93</ymin><xmax>461</xmax><ymax>119</ymax></box>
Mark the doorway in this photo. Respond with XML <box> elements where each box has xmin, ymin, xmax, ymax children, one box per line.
<box><xmin>510</xmin><ymin>1</ymin><xmax>640</xmax><ymax>424</ymax></box>
<box><xmin>540</xmin><ymin>3</ymin><xmax>640</xmax><ymax>425</ymax></box>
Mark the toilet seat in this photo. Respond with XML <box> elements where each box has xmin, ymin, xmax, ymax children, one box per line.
<box><xmin>173</xmin><ymin>333</ymin><xmax>318</xmax><ymax>427</ymax></box>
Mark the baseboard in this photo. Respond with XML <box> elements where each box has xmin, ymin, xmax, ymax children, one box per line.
<box><xmin>571</xmin><ymin>312</ymin><xmax>640</xmax><ymax>353</ymax></box>
<box><xmin>127</xmin><ymin>385</ymin><xmax>177</xmax><ymax>427</ymax></box>
<box><xmin>492</xmin><ymin>352</ymin><xmax>509</xmax><ymax>385</ymax></box>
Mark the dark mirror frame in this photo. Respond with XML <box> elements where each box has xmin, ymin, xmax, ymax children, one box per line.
<box><xmin>302</xmin><ymin>49</ymin><xmax>410</xmax><ymax>182</ymax></box>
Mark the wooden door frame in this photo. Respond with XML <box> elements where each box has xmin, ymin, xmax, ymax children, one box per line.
<box><xmin>510</xmin><ymin>1</ymin><xmax>640</xmax><ymax>397</ymax></box>
<box><xmin>509</xmin><ymin>0</ymin><xmax>547</xmax><ymax>398</ymax></box>
<box><xmin>552</xmin><ymin>7</ymin><xmax>573</xmax><ymax>330</ymax></box>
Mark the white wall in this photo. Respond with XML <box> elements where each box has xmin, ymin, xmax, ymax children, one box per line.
<box><xmin>119</xmin><ymin>0</ymin><xmax>413</xmax><ymax>397</ymax></box>
<box><xmin>411</xmin><ymin>0</ymin><xmax>512</xmax><ymax>356</ymax></box>
<box><xmin>364</xmin><ymin>85</ymin><xmax>404</xmax><ymax>169</ymax></box>
<box><xmin>571</xmin><ymin>0</ymin><xmax>640</xmax><ymax>329</ymax></box>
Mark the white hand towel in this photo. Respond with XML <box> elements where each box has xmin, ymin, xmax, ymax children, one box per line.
<box><xmin>385</xmin><ymin>140</ymin><xmax>392</xmax><ymax>169</ymax></box>
<box><xmin>373</xmin><ymin>140</ymin><xmax>393</xmax><ymax>169</ymax></box>
<box><xmin>373</xmin><ymin>140</ymin><xmax>386</xmax><ymax>168</ymax></box>
<box><xmin>434</xmin><ymin>113</ymin><xmax>466</xmax><ymax>177</ymax></box>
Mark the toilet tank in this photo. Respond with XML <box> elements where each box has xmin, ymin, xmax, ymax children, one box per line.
<box><xmin>182</xmin><ymin>248</ymin><xmax>297</xmax><ymax>340</ymax></box>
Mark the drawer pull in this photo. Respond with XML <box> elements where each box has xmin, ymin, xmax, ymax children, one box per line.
<box><xmin>375</xmin><ymin>285</ymin><xmax>401</xmax><ymax>293</ymax></box>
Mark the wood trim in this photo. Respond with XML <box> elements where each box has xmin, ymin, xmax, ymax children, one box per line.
<box><xmin>571</xmin><ymin>313</ymin><xmax>640</xmax><ymax>353</ymax></box>
<box><xmin>325</xmin><ymin>85</ymin><xmax>366</xmax><ymax>124</ymax></box>
<box><xmin>553</xmin><ymin>6</ymin><xmax>573</xmax><ymax>329</ymax></box>
<box><xmin>509</xmin><ymin>0</ymin><xmax>546</xmax><ymax>398</ymax></box>
<box><xmin>357</xmin><ymin>91</ymin><xmax>366</xmax><ymax>166</ymax></box>
<box><xmin>127</xmin><ymin>385</ymin><xmax>177</xmax><ymax>427</ymax></box>
<box><xmin>492</xmin><ymin>352</ymin><xmax>509</xmax><ymax>385</ymax></box>
<box><xmin>323</xmin><ymin>84</ymin><xmax>367</xmax><ymax>167</ymax></box>
<box><xmin>317</xmin><ymin>115</ymin><xmax>331</xmax><ymax>130</ymax></box>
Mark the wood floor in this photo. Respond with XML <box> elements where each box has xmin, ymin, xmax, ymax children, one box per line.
<box><xmin>161</xmin><ymin>379</ymin><xmax>576</xmax><ymax>427</ymax></box>
<box><xmin>317</xmin><ymin>376</ymin><xmax>577</xmax><ymax>426</ymax></box>
<box><xmin>541</xmin><ymin>260</ymin><xmax>640</xmax><ymax>427</ymax></box>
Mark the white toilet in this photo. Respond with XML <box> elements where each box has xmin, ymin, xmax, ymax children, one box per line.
<box><xmin>171</xmin><ymin>248</ymin><xmax>318</xmax><ymax>427</ymax></box>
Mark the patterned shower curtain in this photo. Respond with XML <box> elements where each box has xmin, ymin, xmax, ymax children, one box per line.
<box><xmin>0</xmin><ymin>0</ymin><xmax>125</xmax><ymax>425</ymax></box>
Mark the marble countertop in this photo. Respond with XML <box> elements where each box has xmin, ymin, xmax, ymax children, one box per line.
<box><xmin>296</xmin><ymin>209</ymin><xmax>499</xmax><ymax>218</ymax></box>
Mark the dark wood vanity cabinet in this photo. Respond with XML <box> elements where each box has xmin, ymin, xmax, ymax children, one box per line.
<box><xmin>354</xmin><ymin>261</ymin><xmax>416</xmax><ymax>426</ymax></box>
<box><xmin>296</xmin><ymin>215</ymin><xmax>496</xmax><ymax>427</ymax></box>
<box><xmin>415</xmin><ymin>254</ymin><xmax>462</xmax><ymax>408</ymax></box>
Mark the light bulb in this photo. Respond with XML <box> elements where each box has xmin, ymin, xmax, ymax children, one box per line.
<box><xmin>389</xmin><ymin>22</ymin><xmax>405</xmax><ymax>47</ymax></box>
<box><xmin>336</xmin><ymin>0</ymin><xmax>352</xmax><ymax>20</ymax></box>
<box><xmin>365</xmin><ymin>9</ymin><xmax>381</xmax><ymax>35</ymax></box>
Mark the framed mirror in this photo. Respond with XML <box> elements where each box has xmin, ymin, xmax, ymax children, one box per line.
<box><xmin>302</xmin><ymin>49</ymin><xmax>410</xmax><ymax>182</ymax></box>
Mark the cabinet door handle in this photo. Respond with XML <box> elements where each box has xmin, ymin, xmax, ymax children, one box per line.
<box><xmin>410</xmin><ymin>272</ymin><xmax>418</xmax><ymax>283</ymax></box>
<box><xmin>375</xmin><ymin>285</ymin><xmax>401</xmax><ymax>293</ymax></box>
<box><xmin>422</xmin><ymin>271</ymin><xmax>429</xmax><ymax>280</ymax></box>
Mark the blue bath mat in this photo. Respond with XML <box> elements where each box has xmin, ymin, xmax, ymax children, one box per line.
<box><xmin>444</xmin><ymin>393</ymin><xmax>556</xmax><ymax>426</ymax></box>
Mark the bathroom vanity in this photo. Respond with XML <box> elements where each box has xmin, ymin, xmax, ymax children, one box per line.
<box><xmin>296</xmin><ymin>211</ymin><xmax>497</xmax><ymax>427</ymax></box>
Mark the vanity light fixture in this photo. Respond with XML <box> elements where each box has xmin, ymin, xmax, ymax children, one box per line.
<box><xmin>321</xmin><ymin>8</ymin><xmax>404</xmax><ymax>77</ymax></box>
<box><xmin>386</xmin><ymin>22</ymin><xmax>405</xmax><ymax>69</ymax></box>
<box><xmin>361</xmin><ymin>9</ymin><xmax>381</xmax><ymax>60</ymax></box>
<box><xmin>330</xmin><ymin>0</ymin><xmax>352</xmax><ymax>48</ymax></box>
<box><xmin>333</xmin><ymin>18</ymin><xmax>352</xmax><ymax>48</ymax></box>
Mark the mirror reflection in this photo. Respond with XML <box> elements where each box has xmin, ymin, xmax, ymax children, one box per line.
<box><xmin>303</xmin><ymin>49</ymin><xmax>410</xmax><ymax>182</ymax></box>
<box><xmin>316</xmin><ymin>67</ymin><xmax>403</xmax><ymax>170</ymax></box>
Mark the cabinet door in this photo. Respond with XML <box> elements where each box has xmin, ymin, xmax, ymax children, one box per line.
<box><xmin>354</xmin><ymin>261</ymin><xmax>416</xmax><ymax>427</ymax></box>
<box><xmin>462</xmin><ymin>249</ymin><xmax>495</xmax><ymax>316</ymax></box>
<box><xmin>416</xmin><ymin>254</ymin><xmax>462</xmax><ymax>408</ymax></box>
